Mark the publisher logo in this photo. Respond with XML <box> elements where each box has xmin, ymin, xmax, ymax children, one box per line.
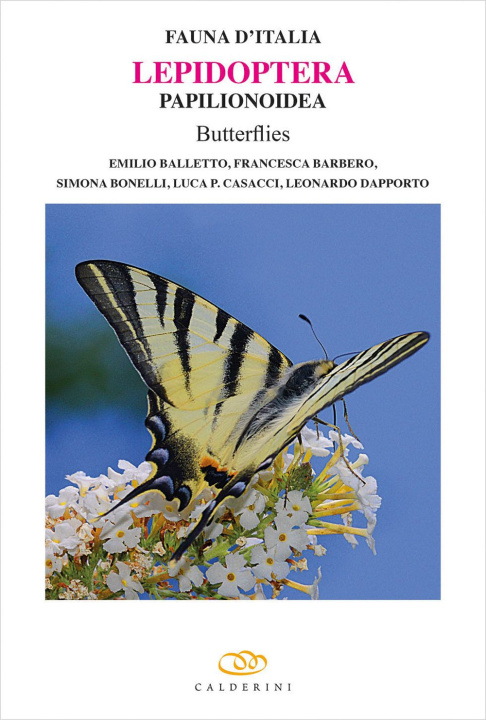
<box><xmin>218</xmin><ymin>651</ymin><xmax>267</xmax><ymax>676</ymax></box>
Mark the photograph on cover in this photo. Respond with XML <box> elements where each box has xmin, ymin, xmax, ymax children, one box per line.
<box><xmin>46</xmin><ymin>203</ymin><xmax>439</xmax><ymax>600</ymax></box>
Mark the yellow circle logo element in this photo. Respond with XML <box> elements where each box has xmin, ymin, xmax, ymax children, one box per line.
<box><xmin>218</xmin><ymin>651</ymin><xmax>267</xmax><ymax>676</ymax></box>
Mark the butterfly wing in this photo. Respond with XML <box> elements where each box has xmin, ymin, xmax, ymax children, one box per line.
<box><xmin>75</xmin><ymin>260</ymin><xmax>292</xmax><ymax>518</ymax></box>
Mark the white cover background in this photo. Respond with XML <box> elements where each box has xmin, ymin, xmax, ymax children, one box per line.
<box><xmin>1</xmin><ymin>2</ymin><xmax>485</xmax><ymax>719</ymax></box>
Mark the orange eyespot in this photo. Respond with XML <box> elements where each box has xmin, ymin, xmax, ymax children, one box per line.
<box><xmin>200</xmin><ymin>455</ymin><xmax>219</xmax><ymax>469</ymax></box>
<box><xmin>200</xmin><ymin>455</ymin><xmax>236</xmax><ymax>476</ymax></box>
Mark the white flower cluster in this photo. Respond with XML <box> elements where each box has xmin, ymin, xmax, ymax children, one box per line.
<box><xmin>45</xmin><ymin>461</ymin><xmax>155</xmax><ymax>596</ymax></box>
<box><xmin>45</xmin><ymin>426</ymin><xmax>381</xmax><ymax>600</ymax></box>
<box><xmin>200</xmin><ymin>488</ymin><xmax>315</xmax><ymax>598</ymax></box>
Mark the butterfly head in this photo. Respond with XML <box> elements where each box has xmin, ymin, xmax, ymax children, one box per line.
<box><xmin>316</xmin><ymin>359</ymin><xmax>337</xmax><ymax>377</ymax></box>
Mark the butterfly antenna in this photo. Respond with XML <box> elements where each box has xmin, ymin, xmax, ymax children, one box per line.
<box><xmin>333</xmin><ymin>350</ymin><xmax>359</xmax><ymax>362</ymax></box>
<box><xmin>299</xmin><ymin>314</ymin><xmax>329</xmax><ymax>360</ymax></box>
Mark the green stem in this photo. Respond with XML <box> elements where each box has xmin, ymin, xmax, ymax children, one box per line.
<box><xmin>202</xmin><ymin>540</ymin><xmax>232</xmax><ymax>561</ymax></box>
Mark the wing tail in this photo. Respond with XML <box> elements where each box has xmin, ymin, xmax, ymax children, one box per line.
<box><xmin>171</xmin><ymin>472</ymin><xmax>253</xmax><ymax>564</ymax></box>
<box><xmin>97</xmin><ymin>472</ymin><xmax>175</xmax><ymax>521</ymax></box>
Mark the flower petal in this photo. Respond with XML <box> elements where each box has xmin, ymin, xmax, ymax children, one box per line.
<box><xmin>106</xmin><ymin>571</ymin><xmax>122</xmax><ymax>593</ymax></box>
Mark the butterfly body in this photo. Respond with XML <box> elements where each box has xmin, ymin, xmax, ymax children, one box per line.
<box><xmin>76</xmin><ymin>260</ymin><xmax>429</xmax><ymax>560</ymax></box>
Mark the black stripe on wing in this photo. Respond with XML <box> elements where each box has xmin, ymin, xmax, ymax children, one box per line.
<box><xmin>213</xmin><ymin>322</ymin><xmax>254</xmax><ymax>421</ymax></box>
<box><xmin>265</xmin><ymin>345</ymin><xmax>286</xmax><ymax>388</ymax></box>
<box><xmin>224</xmin><ymin>323</ymin><xmax>254</xmax><ymax>396</ymax></box>
<box><xmin>152</xmin><ymin>273</ymin><xmax>169</xmax><ymax>328</ymax></box>
<box><xmin>213</xmin><ymin>308</ymin><xmax>230</xmax><ymax>342</ymax></box>
<box><xmin>173</xmin><ymin>287</ymin><xmax>196</xmax><ymax>394</ymax></box>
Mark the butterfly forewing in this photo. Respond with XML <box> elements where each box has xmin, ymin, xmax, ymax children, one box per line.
<box><xmin>302</xmin><ymin>331</ymin><xmax>430</xmax><ymax>418</ymax></box>
<box><xmin>76</xmin><ymin>261</ymin><xmax>291</xmax><ymax>408</ymax></box>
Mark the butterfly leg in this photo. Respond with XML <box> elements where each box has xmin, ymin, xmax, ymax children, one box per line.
<box><xmin>342</xmin><ymin>398</ymin><xmax>361</xmax><ymax>444</ymax></box>
<box><xmin>314</xmin><ymin>417</ymin><xmax>365</xmax><ymax>485</ymax></box>
<box><xmin>314</xmin><ymin>404</ymin><xmax>338</xmax><ymax>449</ymax></box>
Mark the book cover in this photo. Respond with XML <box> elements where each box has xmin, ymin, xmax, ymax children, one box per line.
<box><xmin>1</xmin><ymin>2</ymin><xmax>484</xmax><ymax>719</ymax></box>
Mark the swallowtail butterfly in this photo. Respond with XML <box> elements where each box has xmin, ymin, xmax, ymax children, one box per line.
<box><xmin>76</xmin><ymin>260</ymin><xmax>429</xmax><ymax>561</ymax></box>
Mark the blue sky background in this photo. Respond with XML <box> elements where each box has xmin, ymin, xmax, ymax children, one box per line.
<box><xmin>46</xmin><ymin>204</ymin><xmax>440</xmax><ymax>600</ymax></box>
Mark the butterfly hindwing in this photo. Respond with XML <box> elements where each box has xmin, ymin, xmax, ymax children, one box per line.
<box><xmin>76</xmin><ymin>260</ymin><xmax>429</xmax><ymax>560</ymax></box>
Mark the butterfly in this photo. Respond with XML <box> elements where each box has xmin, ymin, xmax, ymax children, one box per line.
<box><xmin>76</xmin><ymin>260</ymin><xmax>429</xmax><ymax>562</ymax></box>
